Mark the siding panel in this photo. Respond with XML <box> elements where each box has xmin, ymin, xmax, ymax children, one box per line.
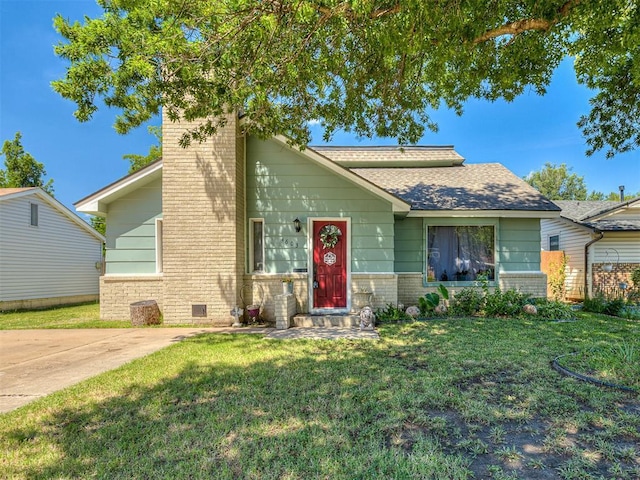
<box><xmin>104</xmin><ymin>178</ymin><xmax>162</xmax><ymax>274</ymax></box>
<box><xmin>0</xmin><ymin>193</ymin><xmax>102</xmax><ymax>302</ymax></box>
<box><xmin>247</xmin><ymin>137</ymin><xmax>395</xmax><ymax>273</ymax></box>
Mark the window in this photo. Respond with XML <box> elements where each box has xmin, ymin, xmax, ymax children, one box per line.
<box><xmin>549</xmin><ymin>234</ymin><xmax>560</xmax><ymax>251</ymax></box>
<box><xmin>427</xmin><ymin>226</ymin><xmax>495</xmax><ymax>282</ymax></box>
<box><xmin>155</xmin><ymin>218</ymin><xmax>163</xmax><ymax>273</ymax></box>
<box><xmin>249</xmin><ymin>219</ymin><xmax>264</xmax><ymax>272</ymax></box>
<box><xmin>30</xmin><ymin>203</ymin><xmax>38</xmax><ymax>226</ymax></box>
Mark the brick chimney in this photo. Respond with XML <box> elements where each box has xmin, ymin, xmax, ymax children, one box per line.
<box><xmin>161</xmin><ymin>112</ymin><xmax>245</xmax><ymax>325</ymax></box>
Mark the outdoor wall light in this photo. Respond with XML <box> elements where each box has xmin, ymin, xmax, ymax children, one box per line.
<box><xmin>293</xmin><ymin>217</ymin><xmax>301</xmax><ymax>232</ymax></box>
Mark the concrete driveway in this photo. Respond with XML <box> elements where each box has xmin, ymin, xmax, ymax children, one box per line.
<box><xmin>0</xmin><ymin>327</ymin><xmax>263</xmax><ymax>413</ymax></box>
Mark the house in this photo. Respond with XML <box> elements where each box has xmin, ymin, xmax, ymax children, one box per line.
<box><xmin>0</xmin><ymin>187</ymin><xmax>104</xmax><ymax>311</ymax></box>
<box><xmin>541</xmin><ymin>197</ymin><xmax>640</xmax><ymax>300</ymax></box>
<box><xmin>75</xmin><ymin>113</ymin><xmax>560</xmax><ymax>325</ymax></box>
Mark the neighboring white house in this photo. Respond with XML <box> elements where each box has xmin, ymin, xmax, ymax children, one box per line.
<box><xmin>541</xmin><ymin>197</ymin><xmax>640</xmax><ymax>300</ymax></box>
<box><xmin>0</xmin><ymin>187</ymin><xmax>104</xmax><ymax>311</ymax></box>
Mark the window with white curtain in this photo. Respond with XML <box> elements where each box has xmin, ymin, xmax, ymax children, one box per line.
<box><xmin>427</xmin><ymin>226</ymin><xmax>495</xmax><ymax>282</ymax></box>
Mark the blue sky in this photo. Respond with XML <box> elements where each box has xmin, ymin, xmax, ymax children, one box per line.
<box><xmin>1</xmin><ymin>0</ymin><xmax>639</xmax><ymax>213</ymax></box>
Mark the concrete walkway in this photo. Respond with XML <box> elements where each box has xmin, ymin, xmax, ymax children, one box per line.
<box><xmin>0</xmin><ymin>326</ymin><xmax>378</xmax><ymax>413</ymax></box>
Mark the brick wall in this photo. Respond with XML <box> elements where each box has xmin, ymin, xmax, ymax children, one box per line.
<box><xmin>162</xmin><ymin>112</ymin><xmax>245</xmax><ymax>325</ymax></box>
<box><xmin>498</xmin><ymin>272</ymin><xmax>547</xmax><ymax>298</ymax></box>
<box><xmin>99</xmin><ymin>275</ymin><xmax>163</xmax><ymax>320</ymax></box>
<box><xmin>351</xmin><ymin>274</ymin><xmax>397</xmax><ymax>309</ymax></box>
<box><xmin>241</xmin><ymin>273</ymin><xmax>397</xmax><ymax>321</ymax></box>
<box><xmin>592</xmin><ymin>262</ymin><xmax>640</xmax><ymax>297</ymax></box>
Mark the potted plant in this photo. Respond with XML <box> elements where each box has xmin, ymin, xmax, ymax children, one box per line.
<box><xmin>282</xmin><ymin>277</ymin><xmax>294</xmax><ymax>295</ymax></box>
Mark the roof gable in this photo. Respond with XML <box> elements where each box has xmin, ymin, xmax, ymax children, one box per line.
<box><xmin>554</xmin><ymin>197</ymin><xmax>640</xmax><ymax>231</ymax></box>
<box><xmin>75</xmin><ymin>159</ymin><xmax>162</xmax><ymax>215</ymax></box>
<box><xmin>0</xmin><ymin>187</ymin><xmax>105</xmax><ymax>241</ymax></box>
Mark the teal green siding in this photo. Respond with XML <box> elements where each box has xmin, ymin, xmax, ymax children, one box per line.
<box><xmin>498</xmin><ymin>218</ymin><xmax>542</xmax><ymax>272</ymax></box>
<box><xmin>105</xmin><ymin>178</ymin><xmax>162</xmax><ymax>274</ymax></box>
<box><xmin>246</xmin><ymin>137</ymin><xmax>395</xmax><ymax>273</ymax></box>
<box><xmin>394</xmin><ymin>217</ymin><xmax>424</xmax><ymax>272</ymax></box>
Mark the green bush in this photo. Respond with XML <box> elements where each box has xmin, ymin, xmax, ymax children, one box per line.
<box><xmin>583</xmin><ymin>294</ymin><xmax>625</xmax><ymax>316</ymax></box>
<box><xmin>484</xmin><ymin>288</ymin><xmax>530</xmax><ymax>317</ymax></box>
<box><xmin>583</xmin><ymin>294</ymin><xmax>607</xmax><ymax>314</ymax></box>
<box><xmin>449</xmin><ymin>287</ymin><xmax>485</xmax><ymax>317</ymax></box>
<box><xmin>375</xmin><ymin>303</ymin><xmax>411</xmax><ymax>324</ymax></box>
<box><xmin>531</xmin><ymin>298</ymin><xmax>576</xmax><ymax>321</ymax></box>
<box><xmin>418</xmin><ymin>284</ymin><xmax>449</xmax><ymax>316</ymax></box>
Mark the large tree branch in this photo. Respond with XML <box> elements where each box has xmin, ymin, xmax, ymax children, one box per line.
<box><xmin>473</xmin><ymin>0</ymin><xmax>582</xmax><ymax>44</ymax></box>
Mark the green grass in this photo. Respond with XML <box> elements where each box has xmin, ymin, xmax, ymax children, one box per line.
<box><xmin>1</xmin><ymin>312</ymin><xmax>639</xmax><ymax>479</ymax></box>
<box><xmin>0</xmin><ymin>303</ymin><xmax>130</xmax><ymax>329</ymax></box>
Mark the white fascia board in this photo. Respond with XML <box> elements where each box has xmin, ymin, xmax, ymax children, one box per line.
<box><xmin>585</xmin><ymin>197</ymin><xmax>640</xmax><ymax>221</ymax></box>
<box><xmin>75</xmin><ymin>161</ymin><xmax>163</xmax><ymax>216</ymax></box>
<box><xmin>556</xmin><ymin>216</ymin><xmax>599</xmax><ymax>233</ymax></box>
<box><xmin>407</xmin><ymin>210</ymin><xmax>561</xmax><ymax>219</ymax></box>
<box><xmin>271</xmin><ymin>135</ymin><xmax>411</xmax><ymax>214</ymax></box>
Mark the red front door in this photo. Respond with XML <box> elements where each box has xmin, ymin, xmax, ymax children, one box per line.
<box><xmin>313</xmin><ymin>220</ymin><xmax>347</xmax><ymax>309</ymax></box>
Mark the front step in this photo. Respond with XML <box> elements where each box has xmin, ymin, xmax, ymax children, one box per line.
<box><xmin>293</xmin><ymin>314</ymin><xmax>360</xmax><ymax>328</ymax></box>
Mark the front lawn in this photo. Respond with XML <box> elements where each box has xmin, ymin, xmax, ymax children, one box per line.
<box><xmin>1</xmin><ymin>315</ymin><xmax>638</xmax><ymax>479</ymax></box>
<box><xmin>0</xmin><ymin>303</ymin><xmax>129</xmax><ymax>329</ymax></box>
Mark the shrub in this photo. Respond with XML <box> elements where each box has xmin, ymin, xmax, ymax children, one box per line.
<box><xmin>583</xmin><ymin>294</ymin><xmax>625</xmax><ymax>317</ymax></box>
<box><xmin>484</xmin><ymin>288</ymin><xmax>530</xmax><ymax>317</ymax></box>
<box><xmin>547</xmin><ymin>253</ymin><xmax>568</xmax><ymax>301</ymax></box>
<box><xmin>631</xmin><ymin>267</ymin><xmax>640</xmax><ymax>288</ymax></box>
<box><xmin>531</xmin><ymin>298</ymin><xmax>576</xmax><ymax>321</ymax></box>
<box><xmin>449</xmin><ymin>287</ymin><xmax>485</xmax><ymax>317</ymax></box>
<box><xmin>583</xmin><ymin>294</ymin><xmax>607</xmax><ymax>314</ymax></box>
<box><xmin>375</xmin><ymin>304</ymin><xmax>411</xmax><ymax>324</ymax></box>
<box><xmin>418</xmin><ymin>284</ymin><xmax>449</xmax><ymax>316</ymax></box>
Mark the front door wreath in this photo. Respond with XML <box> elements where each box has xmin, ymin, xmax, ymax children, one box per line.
<box><xmin>319</xmin><ymin>224</ymin><xmax>342</xmax><ymax>249</ymax></box>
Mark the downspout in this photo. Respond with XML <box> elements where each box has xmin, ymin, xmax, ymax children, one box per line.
<box><xmin>584</xmin><ymin>231</ymin><xmax>604</xmax><ymax>299</ymax></box>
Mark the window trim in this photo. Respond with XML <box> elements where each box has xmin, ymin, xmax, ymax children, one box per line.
<box><xmin>425</xmin><ymin>223</ymin><xmax>497</xmax><ymax>286</ymax></box>
<box><xmin>249</xmin><ymin>218</ymin><xmax>265</xmax><ymax>273</ymax></box>
<box><xmin>155</xmin><ymin>218</ymin><xmax>163</xmax><ymax>273</ymax></box>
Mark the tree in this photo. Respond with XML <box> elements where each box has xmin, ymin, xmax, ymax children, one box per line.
<box><xmin>0</xmin><ymin>132</ymin><xmax>54</xmax><ymax>194</ymax></box>
<box><xmin>90</xmin><ymin>215</ymin><xmax>106</xmax><ymax>236</ymax></box>
<box><xmin>123</xmin><ymin>125</ymin><xmax>162</xmax><ymax>174</ymax></box>
<box><xmin>587</xmin><ymin>190</ymin><xmax>640</xmax><ymax>201</ymax></box>
<box><xmin>52</xmin><ymin>1</ymin><xmax>640</xmax><ymax>157</ymax></box>
<box><xmin>524</xmin><ymin>163</ymin><xmax>587</xmax><ymax>200</ymax></box>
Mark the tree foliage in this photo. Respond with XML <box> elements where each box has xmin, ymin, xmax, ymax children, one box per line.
<box><xmin>525</xmin><ymin>163</ymin><xmax>640</xmax><ymax>201</ymax></box>
<box><xmin>123</xmin><ymin>125</ymin><xmax>162</xmax><ymax>173</ymax></box>
<box><xmin>525</xmin><ymin>162</ymin><xmax>587</xmax><ymax>200</ymax></box>
<box><xmin>0</xmin><ymin>132</ymin><xmax>54</xmax><ymax>195</ymax></box>
<box><xmin>53</xmin><ymin>1</ymin><xmax>640</xmax><ymax>156</ymax></box>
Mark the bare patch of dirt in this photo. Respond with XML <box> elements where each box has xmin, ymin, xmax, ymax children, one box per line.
<box><xmin>388</xmin><ymin>405</ymin><xmax>640</xmax><ymax>479</ymax></box>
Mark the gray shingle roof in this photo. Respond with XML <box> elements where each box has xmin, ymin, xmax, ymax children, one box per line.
<box><xmin>349</xmin><ymin>163</ymin><xmax>560</xmax><ymax>211</ymax></box>
<box><xmin>312</xmin><ymin>146</ymin><xmax>464</xmax><ymax>167</ymax></box>
<box><xmin>552</xmin><ymin>200</ymin><xmax>620</xmax><ymax>221</ymax></box>
<box><xmin>554</xmin><ymin>199</ymin><xmax>640</xmax><ymax>231</ymax></box>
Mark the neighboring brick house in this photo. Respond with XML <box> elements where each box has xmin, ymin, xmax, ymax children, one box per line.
<box><xmin>75</xmin><ymin>113</ymin><xmax>560</xmax><ymax>325</ymax></box>
<box><xmin>541</xmin><ymin>197</ymin><xmax>640</xmax><ymax>300</ymax></box>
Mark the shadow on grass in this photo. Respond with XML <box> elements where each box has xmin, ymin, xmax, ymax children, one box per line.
<box><xmin>6</xmin><ymin>320</ymin><xmax>640</xmax><ymax>479</ymax></box>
